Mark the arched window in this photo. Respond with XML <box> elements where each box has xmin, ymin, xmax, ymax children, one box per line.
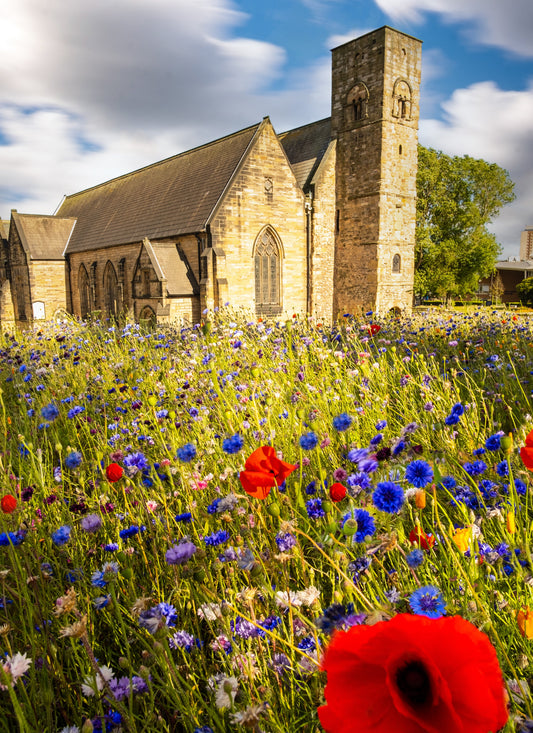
<box><xmin>139</xmin><ymin>305</ymin><xmax>156</xmax><ymax>328</ymax></box>
<box><xmin>347</xmin><ymin>82</ymin><xmax>369</xmax><ymax>124</ymax></box>
<box><xmin>253</xmin><ymin>227</ymin><xmax>282</xmax><ymax>316</ymax></box>
<box><xmin>103</xmin><ymin>261</ymin><xmax>120</xmax><ymax>318</ymax></box>
<box><xmin>392</xmin><ymin>254</ymin><xmax>401</xmax><ymax>273</ymax></box>
<box><xmin>78</xmin><ymin>264</ymin><xmax>92</xmax><ymax>317</ymax></box>
<box><xmin>392</xmin><ymin>79</ymin><xmax>412</xmax><ymax>120</ymax></box>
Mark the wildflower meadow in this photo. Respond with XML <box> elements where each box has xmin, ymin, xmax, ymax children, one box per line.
<box><xmin>2</xmin><ymin>307</ymin><xmax>533</xmax><ymax>732</ymax></box>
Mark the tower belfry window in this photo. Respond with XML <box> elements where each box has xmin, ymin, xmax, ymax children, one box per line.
<box><xmin>392</xmin><ymin>79</ymin><xmax>412</xmax><ymax>120</ymax></box>
<box><xmin>346</xmin><ymin>82</ymin><xmax>369</xmax><ymax>125</ymax></box>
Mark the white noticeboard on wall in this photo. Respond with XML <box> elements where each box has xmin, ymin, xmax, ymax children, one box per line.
<box><xmin>32</xmin><ymin>301</ymin><xmax>46</xmax><ymax>320</ymax></box>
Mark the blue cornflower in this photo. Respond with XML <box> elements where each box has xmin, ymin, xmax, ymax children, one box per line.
<box><xmin>463</xmin><ymin>460</ymin><xmax>487</xmax><ymax>476</ymax></box>
<box><xmin>91</xmin><ymin>570</ymin><xmax>107</xmax><ymax>588</ymax></box>
<box><xmin>165</xmin><ymin>541</ymin><xmax>197</xmax><ymax>565</ymax></box>
<box><xmin>496</xmin><ymin>460</ymin><xmax>509</xmax><ymax>477</ymax></box>
<box><xmin>347</xmin><ymin>448</ymin><xmax>368</xmax><ymax>464</ymax></box>
<box><xmin>358</xmin><ymin>456</ymin><xmax>378</xmax><ymax>474</ymax></box>
<box><xmin>64</xmin><ymin>451</ymin><xmax>82</xmax><ymax>470</ymax></box>
<box><xmin>444</xmin><ymin>413</ymin><xmax>460</xmax><ymax>426</ymax></box>
<box><xmin>175</xmin><ymin>512</ymin><xmax>192</xmax><ymax>523</ymax></box>
<box><xmin>451</xmin><ymin>402</ymin><xmax>464</xmax><ymax>416</ymax></box>
<box><xmin>41</xmin><ymin>403</ymin><xmax>59</xmax><ymax>421</ymax></box>
<box><xmin>119</xmin><ymin>524</ymin><xmax>145</xmax><ymax>539</ymax></box>
<box><xmin>369</xmin><ymin>433</ymin><xmax>383</xmax><ymax>447</ymax></box>
<box><xmin>299</xmin><ymin>432</ymin><xmax>318</xmax><ymax>450</ymax></box>
<box><xmin>346</xmin><ymin>472</ymin><xmax>372</xmax><ymax>492</ymax></box>
<box><xmin>222</xmin><ymin>434</ymin><xmax>244</xmax><ymax>454</ymax></box>
<box><xmin>375</xmin><ymin>420</ymin><xmax>387</xmax><ymax>430</ymax></box>
<box><xmin>391</xmin><ymin>440</ymin><xmax>406</xmax><ymax>456</ymax></box>
<box><xmin>439</xmin><ymin>475</ymin><xmax>456</xmax><ymax>490</ymax></box>
<box><xmin>332</xmin><ymin>413</ymin><xmax>352</xmax><ymax>432</ymax></box>
<box><xmin>203</xmin><ymin>530</ymin><xmax>230</xmax><ymax>547</ymax></box>
<box><xmin>306</xmin><ymin>497</ymin><xmax>325</xmax><ymax>519</ymax></box>
<box><xmin>51</xmin><ymin>525</ymin><xmax>71</xmax><ymax>546</ymax></box>
<box><xmin>409</xmin><ymin>585</ymin><xmax>446</xmax><ymax>619</ymax></box>
<box><xmin>123</xmin><ymin>451</ymin><xmax>149</xmax><ymax>471</ymax></box>
<box><xmin>406</xmin><ymin>549</ymin><xmax>424</xmax><ymax>568</ymax></box>
<box><xmin>177</xmin><ymin>443</ymin><xmax>197</xmax><ymax>462</ymax></box>
<box><xmin>372</xmin><ymin>481</ymin><xmax>404</xmax><ymax>513</ymax></box>
<box><xmin>485</xmin><ymin>433</ymin><xmax>502</xmax><ymax>451</ymax></box>
<box><xmin>404</xmin><ymin>459</ymin><xmax>434</xmax><ymax>488</ymax></box>
<box><xmin>342</xmin><ymin>508</ymin><xmax>375</xmax><ymax>543</ymax></box>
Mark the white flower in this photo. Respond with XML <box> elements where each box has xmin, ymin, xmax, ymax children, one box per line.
<box><xmin>274</xmin><ymin>590</ymin><xmax>302</xmax><ymax>609</ymax></box>
<box><xmin>215</xmin><ymin>676</ymin><xmax>239</xmax><ymax>709</ymax></box>
<box><xmin>197</xmin><ymin>602</ymin><xmax>222</xmax><ymax>621</ymax></box>
<box><xmin>296</xmin><ymin>586</ymin><xmax>321</xmax><ymax>607</ymax></box>
<box><xmin>81</xmin><ymin>665</ymin><xmax>115</xmax><ymax>697</ymax></box>
<box><xmin>2</xmin><ymin>652</ymin><xmax>32</xmax><ymax>686</ymax></box>
<box><xmin>59</xmin><ymin>727</ymin><xmax>80</xmax><ymax>733</ymax></box>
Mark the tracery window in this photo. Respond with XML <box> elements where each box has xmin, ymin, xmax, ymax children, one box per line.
<box><xmin>254</xmin><ymin>227</ymin><xmax>282</xmax><ymax>316</ymax></box>
<box><xmin>78</xmin><ymin>264</ymin><xmax>92</xmax><ymax>317</ymax></box>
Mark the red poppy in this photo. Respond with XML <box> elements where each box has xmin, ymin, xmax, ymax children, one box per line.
<box><xmin>0</xmin><ymin>494</ymin><xmax>17</xmax><ymax>514</ymax></box>
<box><xmin>318</xmin><ymin>614</ymin><xmax>508</xmax><ymax>733</ymax></box>
<box><xmin>367</xmin><ymin>324</ymin><xmax>381</xmax><ymax>336</ymax></box>
<box><xmin>239</xmin><ymin>446</ymin><xmax>296</xmax><ymax>500</ymax></box>
<box><xmin>520</xmin><ymin>429</ymin><xmax>533</xmax><ymax>470</ymax></box>
<box><xmin>409</xmin><ymin>527</ymin><xmax>435</xmax><ymax>550</ymax></box>
<box><xmin>329</xmin><ymin>483</ymin><xmax>347</xmax><ymax>502</ymax></box>
<box><xmin>105</xmin><ymin>463</ymin><xmax>123</xmax><ymax>482</ymax></box>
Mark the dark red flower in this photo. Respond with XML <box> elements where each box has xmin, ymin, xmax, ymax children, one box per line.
<box><xmin>520</xmin><ymin>429</ymin><xmax>533</xmax><ymax>470</ymax></box>
<box><xmin>239</xmin><ymin>446</ymin><xmax>296</xmax><ymax>500</ymax></box>
<box><xmin>409</xmin><ymin>527</ymin><xmax>435</xmax><ymax>550</ymax></box>
<box><xmin>1</xmin><ymin>494</ymin><xmax>17</xmax><ymax>514</ymax></box>
<box><xmin>318</xmin><ymin>614</ymin><xmax>508</xmax><ymax>733</ymax></box>
<box><xmin>105</xmin><ymin>463</ymin><xmax>123</xmax><ymax>483</ymax></box>
<box><xmin>329</xmin><ymin>483</ymin><xmax>347</xmax><ymax>502</ymax></box>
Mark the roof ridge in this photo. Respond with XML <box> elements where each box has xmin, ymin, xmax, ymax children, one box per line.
<box><xmin>15</xmin><ymin>212</ymin><xmax>76</xmax><ymax>221</ymax></box>
<box><xmin>278</xmin><ymin>117</ymin><xmax>331</xmax><ymax>138</ymax></box>
<box><xmin>63</xmin><ymin>121</ymin><xmax>263</xmax><ymax>201</ymax></box>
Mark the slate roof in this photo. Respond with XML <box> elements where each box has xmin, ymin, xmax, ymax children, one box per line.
<box><xmin>59</xmin><ymin>122</ymin><xmax>262</xmax><ymax>255</ymax></box>
<box><xmin>278</xmin><ymin>117</ymin><xmax>332</xmax><ymax>190</ymax></box>
<box><xmin>143</xmin><ymin>240</ymin><xmax>198</xmax><ymax>296</ymax></box>
<box><xmin>12</xmin><ymin>213</ymin><xmax>76</xmax><ymax>260</ymax></box>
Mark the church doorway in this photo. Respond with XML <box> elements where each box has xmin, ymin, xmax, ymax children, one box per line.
<box><xmin>253</xmin><ymin>227</ymin><xmax>282</xmax><ymax>317</ymax></box>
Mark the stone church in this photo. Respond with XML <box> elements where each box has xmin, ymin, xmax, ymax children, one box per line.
<box><xmin>0</xmin><ymin>26</ymin><xmax>421</xmax><ymax>327</ymax></box>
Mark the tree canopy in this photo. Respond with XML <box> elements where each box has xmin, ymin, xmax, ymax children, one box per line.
<box><xmin>415</xmin><ymin>146</ymin><xmax>515</xmax><ymax>300</ymax></box>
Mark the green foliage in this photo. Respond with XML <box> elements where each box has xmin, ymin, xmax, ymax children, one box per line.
<box><xmin>517</xmin><ymin>277</ymin><xmax>533</xmax><ymax>307</ymax></box>
<box><xmin>415</xmin><ymin>146</ymin><xmax>516</xmax><ymax>300</ymax></box>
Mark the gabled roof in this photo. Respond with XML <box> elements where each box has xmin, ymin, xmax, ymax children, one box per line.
<box><xmin>143</xmin><ymin>240</ymin><xmax>198</xmax><ymax>296</ymax></box>
<box><xmin>278</xmin><ymin>117</ymin><xmax>332</xmax><ymax>191</ymax></box>
<box><xmin>11</xmin><ymin>212</ymin><xmax>76</xmax><ymax>260</ymax></box>
<box><xmin>59</xmin><ymin>122</ymin><xmax>262</xmax><ymax>254</ymax></box>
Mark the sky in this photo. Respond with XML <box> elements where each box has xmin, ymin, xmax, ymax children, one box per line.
<box><xmin>1</xmin><ymin>0</ymin><xmax>532</xmax><ymax>258</ymax></box>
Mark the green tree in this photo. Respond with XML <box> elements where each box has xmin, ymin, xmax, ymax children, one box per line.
<box><xmin>415</xmin><ymin>146</ymin><xmax>515</xmax><ymax>301</ymax></box>
<box><xmin>516</xmin><ymin>277</ymin><xmax>533</xmax><ymax>307</ymax></box>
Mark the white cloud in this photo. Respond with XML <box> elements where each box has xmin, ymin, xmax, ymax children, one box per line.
<box><xmin>374</xmin><ymin>0</ymin><xmax>533</xmax><ymax>57</ymax></box>
<box><xmin>420</xmin><ymin>80</ymin><xmax>533</xmax><ymax>255</ymax></box>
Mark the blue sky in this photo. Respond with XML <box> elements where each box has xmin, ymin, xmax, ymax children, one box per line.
<box><xmin>1</xmin><ymin>0</ymin><xmax>532</xmax><ymax>256</ymax></box>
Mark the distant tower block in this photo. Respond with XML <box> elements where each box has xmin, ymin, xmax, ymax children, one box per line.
<box><xmin>331</xmin><ymin>26</ymin><xmax>422</xmax><ymax>316</ymax></box>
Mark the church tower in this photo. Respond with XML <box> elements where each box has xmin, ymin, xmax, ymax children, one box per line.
<box><xmin>331</xmin><ymin>26</ymin><xmax>422</xmax><ymax>315</ymax></box>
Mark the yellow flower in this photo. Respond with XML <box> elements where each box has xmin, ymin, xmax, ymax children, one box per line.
<box><xmin>507</xmin><ymin>511</ymin><xmax>516</xmax><ymax>535</ymax></box>
<box><xmin>517</xmin><ymin>607</ymin><xmax>533</xmax><ymax>639</ymax></box>
<box><xmin>452</xmin><ymin>526</ymin><xmax>472</xmax><ymax>553</ymax></box>
<box><xmin>415</xmin><ymin>489</ymin><xmax>426</xmax><ymax>509</ymax></box>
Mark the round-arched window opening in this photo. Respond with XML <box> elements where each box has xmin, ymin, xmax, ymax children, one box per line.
<box><xmin>392</xmin><ymin>254</ymin><xmax>401</xmax><ymax>273</ymax></box>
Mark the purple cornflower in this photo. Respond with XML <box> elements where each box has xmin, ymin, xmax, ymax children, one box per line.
<box><xmin>123</xmin><ymin>451</ymin><xmax>149</xmax><ymax>472</ymax></box>
<box><xmin>165</xmin><ymin>540</ymin><xmax>197</xmax><ymax>565</ymax></box>
<box><xmin>80</xmin><ymin>514</ymin><xmax>102</xmax><ymax>533</ymax></box>
<box><xmin>306</xmin><ymin>497</ymin><xmax>325</xmax><ymax>519</ymax></box>
<box><xmin>275</xmin><ymin>532</ymin><xmax>297</xmax><ymax>552</ymax></box>
<box><xmin>406</xmin><ymin>549</ymin><xmax>424</xmax><ymax>568</ymax></box>
<box><xmin>204</xmin><ymin>530</ymin><xmax>230</xmax><ymax>547</ymax></box>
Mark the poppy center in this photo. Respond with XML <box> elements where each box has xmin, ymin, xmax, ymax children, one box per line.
<box><xmin>396</xmin><ymin>660</ymin><xmax>431</xmax><ymax>706</ymax></box>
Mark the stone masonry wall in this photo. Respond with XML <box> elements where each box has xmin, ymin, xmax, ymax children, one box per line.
<box><xmin>309</xmin><ymin>142</ymin><xmax>336</xmax><ymax>321</ymax></box>
<box><xmin>209</xmin><ymin>119</ymin><xmax>307</xmax><ymax>317</ymax></box>
<box><xmin>331</xmin><ymin>27</ymin><xmax>421</xmax><ymax>316</ymax></box>
<box><xmin>29</xmin><ymin>261</ymin><xmax>68</xmax><ymax>319</ymax></box>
